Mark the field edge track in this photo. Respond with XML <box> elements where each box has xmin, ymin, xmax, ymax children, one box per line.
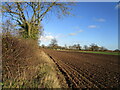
<box><xmin>46</xmin><ymin>53</ymin><xmax>73</xmax><ymax>88</ymax></box>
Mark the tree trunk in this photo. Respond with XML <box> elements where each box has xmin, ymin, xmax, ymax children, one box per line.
<box><xmin>27</xmin><ymin>22</ymin><xmax>31</xmax><ymax>37</ymax></box>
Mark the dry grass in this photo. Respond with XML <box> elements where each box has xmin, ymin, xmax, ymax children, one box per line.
<box><xmin>39</xmin><ymin>51</ymin><xmax>68</xmax><ymax>88</ymax></box>
<box><xmin>2</xmin><ymin>33</ymin><xmax>68</xmax><ymax>88</ymax></box>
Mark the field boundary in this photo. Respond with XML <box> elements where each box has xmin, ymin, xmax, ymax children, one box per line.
<box><xmin>43</xmin><ymin>51</ymin><xmax>68</xmax><ymax>88</ymax></box>
<box><xmin>46</xmin><ymin>53</ymin><xmax>73</xmax><ymax>88</ymax></box>
<box><xmin>55</xmin><ymin>49</ymin><xmax>120</xmax><ymax>55</ymax></box>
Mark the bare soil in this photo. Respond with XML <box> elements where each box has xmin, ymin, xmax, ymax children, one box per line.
<box><xmin>43</xmin><ymin>49</ymin><xmax>120</xmax><ymax>88</ymax></box>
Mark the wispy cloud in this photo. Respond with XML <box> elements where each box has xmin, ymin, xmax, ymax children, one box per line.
<box><xmin>78</xmin><ymin>30</ymin><xmax>83</xmax><ymax>32</ymax></box>
<box><xmin>69</xmin><ymin>33</ymin><xmax>77</xmax><ymax>36</ymax></box>
<box><xmin>39</xmin><ymin>31</ymin><xmax>61</xmax><ymax>42</ymax></box>
<box><xmin>93</xmin><ymin>17</ymin><xmax>106</xmax><ymax>22</ymax></box>
<box><xmin>115</xmin><ymin>3</ymin><xmax>120</xmax><ymax>9</ymax></box>
<box><xmin>40</xmin><ymin>35</ymin><xmax>54</xmax><ymax>42</ymax></box>
<box><xmin>96</xmin><ymin>18</ymin><xmax>106</xmax><ymax>22</ymax></box>
<box><xmin>88</xmin><ymin>25</ymin><xmax>97</xmax><ymax>29</ymax></box>
<box><xmin>69</xmin><ymin>30</ymin><xmax>83</xmax><ymax>36</ymax></box>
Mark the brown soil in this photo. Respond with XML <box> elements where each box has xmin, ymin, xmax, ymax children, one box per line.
<box><xmin>43</xmin><ymin>49</ymin><xmax>119</xmax><ymax>88</ymax></box>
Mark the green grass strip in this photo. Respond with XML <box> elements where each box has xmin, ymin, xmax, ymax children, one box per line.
<box><xmin>79</xmin><ymin>51</ymin><xmax>120</xmax><ymax>55</ymax></box>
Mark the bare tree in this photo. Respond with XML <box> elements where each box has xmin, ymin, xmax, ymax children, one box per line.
<box><xmin>2</xmin><ymin>2</ymin><xmax>73</xmax><ymax>39</ymax></box>
<box><xmin>64</xmin><ymin>44</ymin><xmax>67</xmax><ymax>49</ymax></box>
<box><xmin>49</xmin><ymin>38</ymin><xmax>58</xmax><ymax>49</ymax></box>
<box><xmin>84</xmin><ymin>45</ymin><xmax>89</xmax><ymax>50</ymax></box>
<box><xmin>2</xmin><ymin>20</ymin><xmax>17</xmax><ymax>35</ymax></box>
<box><xmin>41</xmin><ymin>44</ymin><xmax>46</xmax><ymax>48</ymax></box>
<box><xmin>76</xmin><ymin>44</ymin><xmax>81</xmax><ymax>50</ymax></box>
<box><xmin>99</xmin><ymin>46</ymin><xmax>107</xmax><ymax>51</ymax></box>
<box><xmin>90</xmin><ymin>43</ymin><xmax>100</xmax><ymax>51</ymax></box>
<box><xmin>71</xmin><ymin>44</ymin><xmax>81</xmax><ymax>50</ymax></box>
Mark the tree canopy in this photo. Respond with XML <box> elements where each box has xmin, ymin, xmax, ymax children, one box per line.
<box><xmin>2</xmin><ymin>2</ymin><xmax>73</xmax><ymax>39</ymax></box>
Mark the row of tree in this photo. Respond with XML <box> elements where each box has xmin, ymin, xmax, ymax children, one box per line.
<box><xmin>40</xmin><ymin>38</ymin><xmax>109</xmax><ymax>51</ymax></box>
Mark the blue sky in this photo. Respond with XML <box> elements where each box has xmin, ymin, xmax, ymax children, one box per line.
<box><xmin>40</xmin><ymin>2</ymin><xmax>119</xmax><ymax>50</ymax></box>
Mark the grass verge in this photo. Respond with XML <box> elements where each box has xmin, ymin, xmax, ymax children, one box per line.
<box><xmin>56</xmin><ymin>49</ymin><xmax>120</xmax><ymax>55</ymax></box>
<box><xmin>79</xmin><ymin>51</ymin><xmax>120</xmax><ymax>55</ymax></box>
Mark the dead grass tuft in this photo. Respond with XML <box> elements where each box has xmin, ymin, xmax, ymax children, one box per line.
<box><xmin>2</xmin><ymin>33</ymin><xmax>67</xmax><ymax>88</ymax></box>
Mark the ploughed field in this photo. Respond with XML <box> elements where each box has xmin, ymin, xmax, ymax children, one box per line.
<box><xmin>44</xmin><ymin>49</ymin><xmax>120</xmax><ymax>88</ymax></box>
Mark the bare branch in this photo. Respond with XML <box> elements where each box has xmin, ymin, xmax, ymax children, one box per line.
<box><xmin>2</xmin><ymin>2</ymin><xmax>73</xmax><ymax>39</ymax></box>
<box><xmin>39</xmin><ymin>2</ymin><xmax>56</xmax><ymax>21</ymax></box>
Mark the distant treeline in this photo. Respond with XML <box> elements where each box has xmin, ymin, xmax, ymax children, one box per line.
<box><xmin>40</xmin><ymin>38</ymin><xmax>120</xmax><ymax>52</ymax></box>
